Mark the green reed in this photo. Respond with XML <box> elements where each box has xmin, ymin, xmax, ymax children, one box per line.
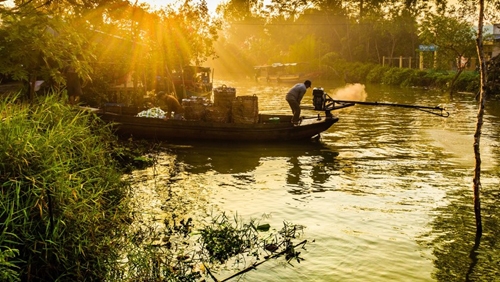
<box><xmin>1</xmin><ymin>94</ymin><xmax>308</xmax><ymax>281</ymax></box>
<box><xmin>0</xmin><ymin>94</ymin><xmax>131</xmax><ymax>281</ymax></box>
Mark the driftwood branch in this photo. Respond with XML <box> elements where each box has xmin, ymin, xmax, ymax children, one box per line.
<box><xmin>203</xmin><ymin>263</ymin><xmax>220</xmax><ymax>282</ymax></box>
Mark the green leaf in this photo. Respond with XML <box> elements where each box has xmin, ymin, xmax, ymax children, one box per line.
<box><xmin>256</xmin><ymin>223</ymin><xmax>270</xmax><ymax>232</ymax></box>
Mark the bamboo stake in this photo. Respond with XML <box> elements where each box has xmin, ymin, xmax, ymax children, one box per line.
<box><xmin>472</xmin><ymin>0</ymin><xmax>485</xmax><ymax>237</ymax></box>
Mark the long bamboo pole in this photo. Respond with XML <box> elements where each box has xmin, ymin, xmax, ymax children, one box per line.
<box><xmin>327</xmin><ymin>99</ymin><xmax>449</xmax><ymax>117</ymax></box>
<box><xmin>331</xmin><ymin>99</ymin><xmax>446</xmax><ymax>111</ymax></box>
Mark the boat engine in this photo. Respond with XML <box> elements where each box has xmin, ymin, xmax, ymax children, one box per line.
<box><xmin>312</xmin><ymin>87</ymin><xmax>326</xmax><ymax>110</ymax></box>
<box><xmin>311</xmin><ymin>87</ymin><xmax>343</xmax><ymax>116</ymax></box>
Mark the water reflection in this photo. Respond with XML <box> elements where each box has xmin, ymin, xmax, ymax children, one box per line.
<box><xmin>423</xmin><ymin>184</ymin><xmax>500</xmax><ymax>281</ymax></box>
<box><xmin>163</xmin><ymin>140</ymin><xmax>340</xmax><ymax>189</ymax></box>
<box><xmin>129</xmin><ymin>79</ymin><xmax>500</xmax><ymax>281</ymax></box>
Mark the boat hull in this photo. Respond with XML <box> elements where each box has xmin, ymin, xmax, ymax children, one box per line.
<box><xmin>98</xmin><ymin>112</ymin><xmax>337</xmax><ymax>142</ymax></box>
<box><xmin>256</xmin><ymin>72</ymin><xmax>321</xmax><ymax>83</ymax></box>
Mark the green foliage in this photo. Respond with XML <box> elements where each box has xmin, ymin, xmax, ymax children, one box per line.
<box><xmin>381</xmin><ymin>67</ymin><xmax>415</xmax><ymax>86</ymax></box>
<box><xmin>430</xmin><ymin>70</ymin><xmax>454</xmax><ymax>89</ymax></box>
<box><xmin>104</xmin><ymin>210</ymin><xmax>306</xmax><ymax>281</ymax></box>
<box><xmin>324</xmin><ymin>59</ymin><xmax>480</xmax><ymax>92</ymax></box>
<box><xmin>366</xmin><ymin>65</ymin><xmax>391</xmax><ymax>83</ymax></box>
<box><xmin>198</xmin><ymin>213</ymin><xmax>258</xmax><ymax>263</ymax></box>
<box><xmin>453</xmin><ymin>71</ymin><xmax>481</xmax><ymax>93</ymax></box>
<box><xmin>344</xmin><ymin>62</ymin><xmax>376</xmax><ymax>83</ymax></box>
<box><xmin>401</xmin><ymin>70</ymin><xmax>433</xmax><ymax>88</ymax></box>
<box><xmin>196</xmin><ymin>213</ymin><xmax>306</xmax><ymax>280</ymax></box>
<box><xmin>419</xmin><ymin>13</ymin><xmax>477</xmax><ymax>71</ymax></box>
<box><xmin>0</xmin><ymin>248</ymin><xmax>20</xmax><ymax>282</ymax></box>
<box><xmin>0</xmin><ymin>94</ymin><xmax>130</xmax><ymax>281</ymax></box>
<box><xmin>1</xmin><ymin>1</ymin><xmax>222</xmax><ymax>105</ymax></box>
<box><xmin>319</xmin><ymin>52</ymin><xmax>347</xmax><ymax>79</ymax></box>
<box><xmin>0</xmin><ymin>6</ymin><xmax>94</xmax><ymax>90</ymax></box>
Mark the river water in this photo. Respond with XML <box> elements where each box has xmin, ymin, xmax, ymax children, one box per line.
<box><xmin>128</xmin><ymin>79</ymin><xmax>500</xmax><ymax>281</ymax></box>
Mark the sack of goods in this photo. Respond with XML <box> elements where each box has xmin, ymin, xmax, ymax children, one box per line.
<box><xmin>136</xmin><ymin>107</ymin><xmax>166</xmax><ymax>119</ymax></box>
<box><xmin>182</xmin><ymin>97</ymin><xmax>209</xmax><ymax>120</ymax></box>
<box><xmin>231</xmin><ymin>95</ymin><xmax>259</xmax><ymax>124</ymax></box>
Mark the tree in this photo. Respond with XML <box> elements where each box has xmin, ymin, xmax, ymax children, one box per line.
<box><xmin>0</xmin><ymin>4</ymin><xmax>94</xmax><ymax>101</ymax></box>
<box><xmin>1</xmin><ymin>0</ymin><xmax>222</xmax><ymax>104</ymax></box>
<box><xmin>217</xmin><ymin>0</ymin><xmax>262</xmax><ymax>21</ymax></box>
<box><xmin>419</xmin><ymin>13</ymin><xmax>477</xmax><ymax>93</ymax></box>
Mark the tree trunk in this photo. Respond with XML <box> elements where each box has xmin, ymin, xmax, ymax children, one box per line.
<box><xmin>449</xmin><ymin>66</ymin><xmax>465</xmax><ymax>96</ymax></box>
<box><xmin>66</xmin><ymin>68</ymin><xmax>83</xmax><ymax>105</ymax></box>
<box><xmin>472</xmin><ymin>0</ymin><xmax>486</xmax><ymax>237</ymax></box>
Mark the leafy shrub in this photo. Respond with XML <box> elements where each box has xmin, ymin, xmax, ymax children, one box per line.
<box><xmin>366</xmin><ymin>65</ymin><xmax>391</xmax><ymax>83</ymax></box>
<box><xmin>454</xmin><ymin>71</ymin><xmax>480</xmax><ymax>93</ymax></box>
<box><xmin>322</xmin><ymin>59</ymin><xmax>480</xmax><ymax>92</ymax></box>
<box><xmin>431</xmin><ymin>71</ymin><xmax>454</xmax><ymax>89</ymax></box>
<box><xmin>403</xmin><ymin>70</ymin><xmax>434</xmax><ymax>87</ymax></box>
<box><xmin>344</xmin><ymin>62</ymin><xmax>376</xmax><ymax>83</ymax></box>
<box><xmin>382</xmin><ymin>67</ymin><xmax>415</xmax><ymax>86</ymax></box>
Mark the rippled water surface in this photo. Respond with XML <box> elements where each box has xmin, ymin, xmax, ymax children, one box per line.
<box><xmin>129</xmin><ymin>79</ymin><xmax>500</xmax><ymax>281</ymax></box>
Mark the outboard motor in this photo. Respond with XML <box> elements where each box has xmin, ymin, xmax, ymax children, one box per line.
<box><xmin>312</xmin><ymin>87</ymin><xmax>325</xmax><ymax>110</ymax></box>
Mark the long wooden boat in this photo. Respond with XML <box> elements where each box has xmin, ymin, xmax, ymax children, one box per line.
<box><xmin>96</xmin><ymin>106</ymin><xmax>338</xmax><ymax>142</ymax></box>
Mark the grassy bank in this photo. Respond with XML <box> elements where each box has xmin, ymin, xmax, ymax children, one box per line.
<box><xmin>322</xmin><ymin>60</ymin><xmax>480</xmax><ymax>93</ymax></box>
<box><xmin>0</xmin><ymin>94</ymin><xmax>131</xmax><ymax>281</ymax></box>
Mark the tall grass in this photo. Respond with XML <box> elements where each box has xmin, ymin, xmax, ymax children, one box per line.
<box><xmin>0</xmin><ymin>94</ymin><xmax>131</xmax><ymax>281</ymax></box>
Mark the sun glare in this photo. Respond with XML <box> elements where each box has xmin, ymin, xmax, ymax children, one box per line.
<box><xmin>139</xmin><ymin>0</ymin><xmax>225</xmax><ymax>13</ymax></box>
<box><xmin>3</xmin><ymin>0</ymin><xmax>225</xmax><ymax>12</ymax></box>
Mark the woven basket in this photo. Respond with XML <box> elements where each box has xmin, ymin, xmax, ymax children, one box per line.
<box><xmin>231</xmin><ymin>95</ymin><xmax>258</xmax><ymax>124</ymax></box>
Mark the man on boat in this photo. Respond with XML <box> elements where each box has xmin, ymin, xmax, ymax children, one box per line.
<box><xmin>157</xmin><ymin>91</ymin><xmax>185</xmax><ymax>120</ymax></box>
<box><xmin>286</xmin><ymin>80</ymin><xmax>311</xmax><ymax>125</ymax></box>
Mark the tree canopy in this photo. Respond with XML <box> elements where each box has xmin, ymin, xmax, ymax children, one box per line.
<box><xmin>0</xmin><ymin>0</ymin><xmax>221</xmax><ymax>102</ymax></box>
<box><xmin>210</xmin><ymin>0</ymin><xmax>498</xmax><ymax>79</ymax></box>
<box><xmin>1</xmin><ymin>0</ymin><xmax>499</xmax><ymax>100</ymax></box>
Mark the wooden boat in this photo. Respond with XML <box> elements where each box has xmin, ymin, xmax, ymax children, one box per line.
<box><xmin>96</xmin><ymin>105</ymin><xmax>338</xmax><ymax>142</ymax></box>
<box><xmin>254</xmin><ymin>63</ymin><xmax>321</xmax><ymax>83</ymax></box>
<box><xmin>171</xmin><ymin>66</ymin><xmax>213</xmax><ymax>100</ymax></box>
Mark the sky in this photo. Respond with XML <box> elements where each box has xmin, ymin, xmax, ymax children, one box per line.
<box><xmin>140</xmin><ymin>0</ymin><xmax>226</xmax><ymax>13</ymax></box>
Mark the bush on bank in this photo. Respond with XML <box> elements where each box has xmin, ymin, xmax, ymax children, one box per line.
<box><xmin>323</xmin><ymin>59</ymin><xmax>480</xmax><ymax>93</ymax></box>
<box><xmin>0</xmin><ymin>95</ymin><xmax>131</xmax><ymax>281</ymax></box>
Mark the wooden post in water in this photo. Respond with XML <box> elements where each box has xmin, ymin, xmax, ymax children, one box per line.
<box><xmin>472</xmin><ymin>0</ymin><xmax>486</xmax><ymax>237</ymax></box>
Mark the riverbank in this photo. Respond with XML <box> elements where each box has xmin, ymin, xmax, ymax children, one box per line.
<box><xmin>0</xmin><ymin>94</ymin><xmax>133</xmax><ymax>281</ymax></box>
<box><xmin>0</xmin><ymin>94</ymin><xmax>307</xmax><ymax>281</ymax></box>
<box><xmin>321</xmin><ymin>61</ymin><xmax>481</xmax><ymax>94</ymax></box>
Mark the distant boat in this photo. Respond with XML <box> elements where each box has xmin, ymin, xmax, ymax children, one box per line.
<box><xmin>254</xmin><ymin>62</ymin><xmax>321</xmax><ymax>83</ymax></box>
<box><xmin>171</xmin><ymin>66</ymin><xmax>213</xmax><ymax>99</ymax></box>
